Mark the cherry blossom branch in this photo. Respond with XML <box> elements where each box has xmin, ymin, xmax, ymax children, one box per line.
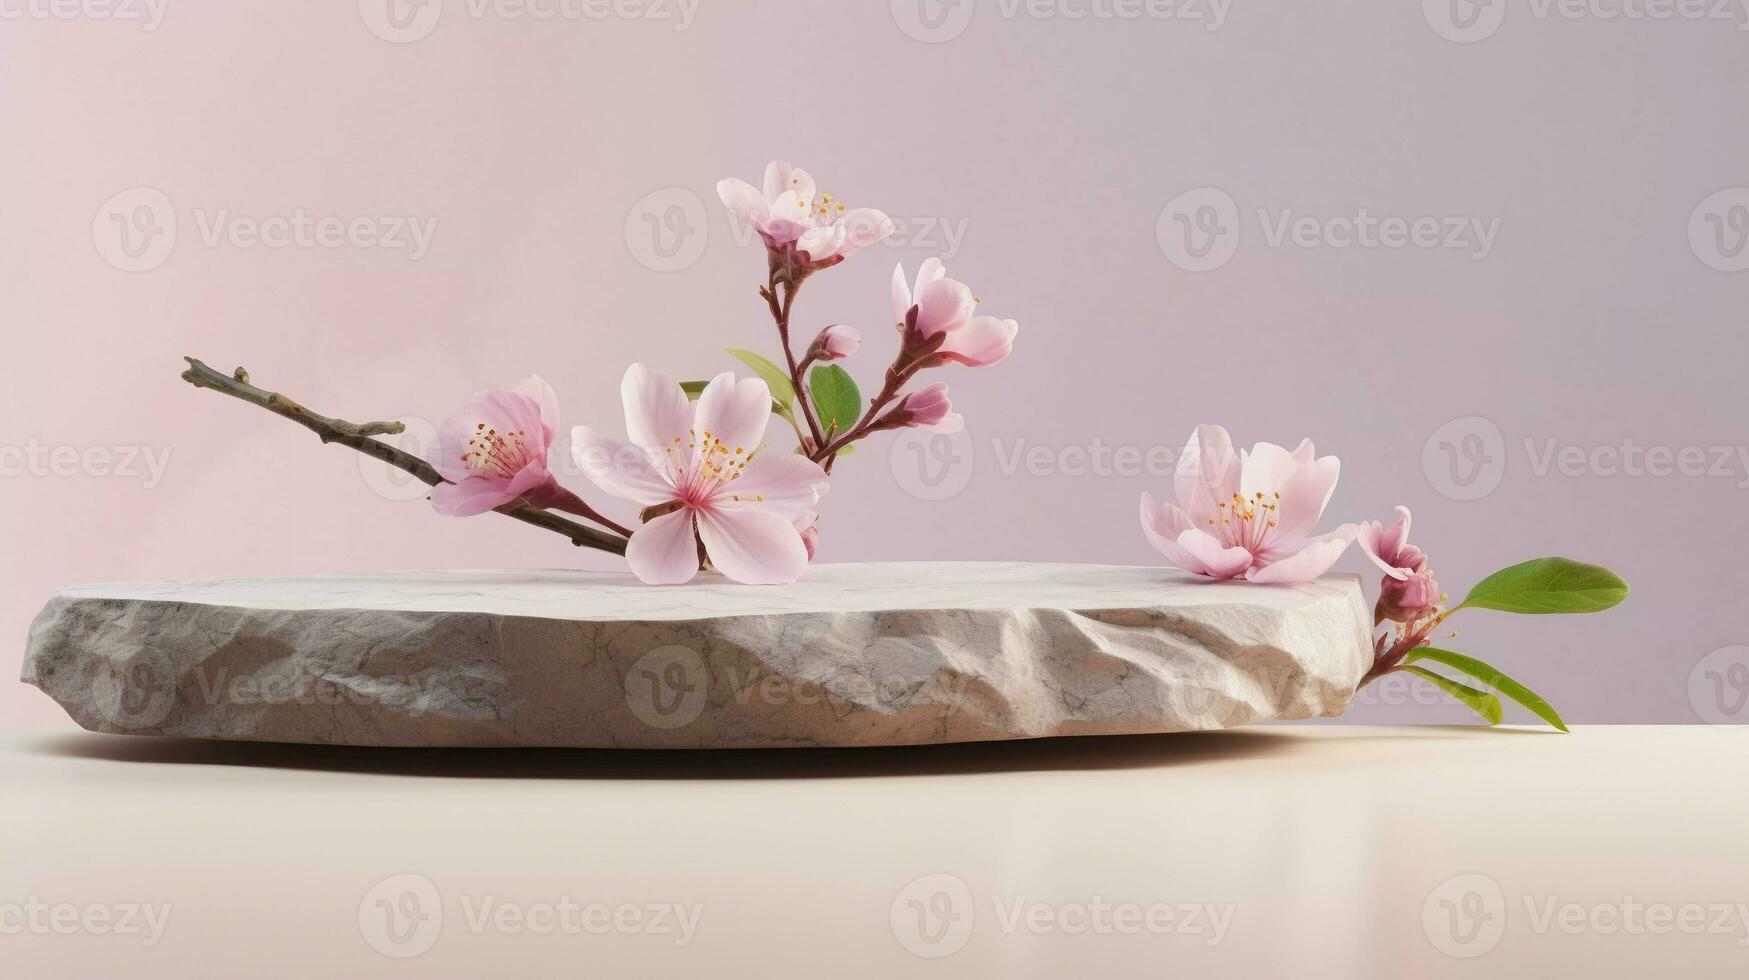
<box><xmin>178</xmin><ymin>357</ymin><xmax>629</xmax><ymax>555</ymax></box>
<box><xmin>810</xmin><ymin>333</ymin><xmax>948</xmax><ymax>467</ymax></box>
<box><xmin>762</xmin><ymin>260</ymin><xmax>828</xmax><ymax>452</ymax></box>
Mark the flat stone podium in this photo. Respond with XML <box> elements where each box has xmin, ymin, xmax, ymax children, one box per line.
<box><xmin>22</xmin><ymin>562</ymin><xmax>1374</xmax><ymax>748</ymax></box>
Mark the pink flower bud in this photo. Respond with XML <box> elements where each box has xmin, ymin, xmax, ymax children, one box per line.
<box><xmin>892</xmin><ymin>382</ymin><xmax>963</xmax><ymax>433</ymax></box>
<box><xmin>808</xmin><ymin>324</ymin><xmax>861</xmax><ymax>362</ymax></box>
<box><xmin>1376</xmin><ymin>565</ymin><xmax>1442</xmax><ymax>624</ymax></box>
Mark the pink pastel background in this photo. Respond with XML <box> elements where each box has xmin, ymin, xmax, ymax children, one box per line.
<box><xmin>1</xmin><ymin>1</ymin><xmax>1744</xmax><ymax>727</ymax></box>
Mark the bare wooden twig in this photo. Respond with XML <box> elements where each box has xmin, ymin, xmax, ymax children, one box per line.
<box><xmin>179</xmin><ymin>357</ymin><xmax>629</xmax><ymax>556</ymax></box>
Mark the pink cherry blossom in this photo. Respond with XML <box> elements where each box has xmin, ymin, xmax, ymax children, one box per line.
<box><xmin>891</xmin><ymin>258</ymin><xmax>1018</xmax><ymax>368</ymax></box>
<box><xmin>572</xmin><ymin>364</ymin><xmax>829</xmax><ymax>585</ymax></box>
<box><xmin>1140</xmin><ymin>424</ymin><xmax>1354</xmax><ymax>584</ymax></box>
<box><xmin>716</xmin><ymin>161</ymin><xmax>894</xmax><ymax>271</ymax></box>
<box><xmin>1355</xmin><ymin>505</ymin><xmax>1427</xmax><ymax>580</ymax></box>
<box><xmin>430</xmin><ymin>376</ymin><xmax>569</xmax><ymax>517</ymax></box>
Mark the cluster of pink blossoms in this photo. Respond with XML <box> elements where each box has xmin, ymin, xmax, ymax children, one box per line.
<box><xmin>424</xmin><ymin>161</ymin><xmax>1018</xmax><ymax>586</ymax></box>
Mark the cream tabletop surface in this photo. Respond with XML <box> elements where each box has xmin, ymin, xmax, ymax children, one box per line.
<box><xmin>1</xmin><ymin>724</ymin><xmax>1744</xmax><ymax>978</ymax></box>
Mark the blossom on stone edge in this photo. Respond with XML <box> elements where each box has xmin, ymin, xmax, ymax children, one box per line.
<box><xmin>716</xmin><ymin>161</ymin><xmax>895</xmax><ymax>272</ymax></box>
<box><xmin>1140</xmin><ymin>424</ymin><xmax>1354</xmax><ymax>584</ymax></box>
<box><xmin>430</xmin><ymin>375</ymin><xmax>573</xmax><ymax>517</ymax></box>
<box><xmin>572</xmin><ymin>364</ymin><xmax>830</xmax><ymax>585</ymax></box>
<box><xmin>1357</xmin><ymin>505</ymin><xmax>1442</xmax><ymax>624</ymax></box>
<box><xmin>891</xmin><ymin>258</ymin><xmax>1018</xmax><ymax>368</ymax></box>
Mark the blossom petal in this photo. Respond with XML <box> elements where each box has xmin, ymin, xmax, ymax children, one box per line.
<box><xmin>430</xmin><ymin>475</ymin><xmax>517</xmax><ymax>517</ymax></box>
<box><xmin>1140</xmin><ymin>492</ymin><xmax>1212</xmax><ymax>575</ymax></box>
<box><xmin>1244</xmin><ymin>441</ymin><xmax>1339</xmax><ymax>539</ymax></box>
<box><xmin>939</xmin><ymin>315</ymin><xmax>1017</xmax><ymax>367</ymax></box>
<box><xmin>913</xmin><ymin>275</ymin><xmax>975</xmax><ymax>339</ymax></box>
<box><xmin>1173</xmin><ymin>424</ymin><xmax>1240</xmax><ymax>525</ymax></box>
<box><xmin>1246</xmin><ymin>528</ymin><xmax>1355</xmax><ymax>585</ymax></box>
<box><xmin>891</xmin><ymin>263</ymin><xmax>912</xmax><ymax>324</ymax></box>
<box><xmin>761</xmin><ymin>161</ymin><xmax>791</xmax><ymax>202</ymax></box>
<box><xmin>764</xmin><ymin>190</ymin><xmax>810</xmax><ymax>246</ymax></box>
<box><xmin>711</xmin><ymin>453</ymin><xmax>828</xmax><ymax>522</ymax></box>
<box><xmin>621</xmin><ymin>363</ymin><xmax>691</xmax><ymax>454</ymax></box>
<box><xmin>716</xmin><ymin>177</ymin><xmax>769</xmax><ymax>230</ymax></box>
<box><xmin>1175</xmin><ymin>527</ymin><xmax>1255</xmax><ymax>579</ymax></box>
<box><xmin>625</xmin><ymin>508</ymin><xmax>701</xmax><ymax>585</ymax></box>
<box><xmin>834</xmin><ymin>208</ymin><xmax>894</xmax><ymax>255</ymax></box>
<box><xmin>696</xmin><ymin>507</ymin><xmax>809</xmax><ymax>585</ymax></box>
<box><xmin>911</xmin><ymin>257</ymin><xmax>945</xmax><ymax>299</ymax></box>
<box><xmin>693</xmin><ymin>372</ymin><xmax>772</xmax><ymax>465</ymax></box>
<box><xmin>762</xmin><ymin>161</ymin><xmax>813</xmax><ymax>206</ymax></box>
<box><xmin>795</xmin><ymin>224</ymin><xmax>844</xmax><ymax>264</ymax></box>
<box><xmin>1355</xmin><ymin>507</ymin><xmax>1414</xmax><ymax>579</ymax></box>
<box><xmin>571</xmin><ymin>425</ymin><xmax>677</xmax><ymax>507</ymax></box>
<box><xmin>512</xmin><ymin>375</ymin><xmax>561</xmax><ymax>445</ymax></box>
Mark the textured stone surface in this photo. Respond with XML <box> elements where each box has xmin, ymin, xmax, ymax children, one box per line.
<box><xmin>22</xmin><ymin>562</ymin><xmax>1374</xmax><ymax>748</ymax></box>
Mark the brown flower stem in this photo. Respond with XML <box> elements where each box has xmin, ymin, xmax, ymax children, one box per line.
<box><xmin>764</xmin><ymin>265</ymin><xmax>828</xmax><ymax>452</ymax></box>
<box><xmin>178</xmin><ymin>357</ymin><xmax>629</xmax><ymax>556</ymax></box>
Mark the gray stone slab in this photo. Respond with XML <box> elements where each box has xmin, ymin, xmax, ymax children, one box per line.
<box><xmin>22</xmin><ymin>562</ymin><xmax>1374</xmax><ymax>748</ymax></box>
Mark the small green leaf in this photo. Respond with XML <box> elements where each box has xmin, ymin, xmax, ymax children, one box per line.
<box><xmin>1406</xmin><ymin>648</ymin><xmax>1568</xmax><ymax>732</ymax></box>
<box><xmin>1457</xmin><ymin>557</ymin><xmax>1629</xmax><ymax>615</ymax></box>
<box><xmin>1402</xmin><ymin>666</ymin><xmax>1504</xmax><ymax>725</ymax></box>
<box><xmin>725</xmin><ymin>348</ymin><xmax>796</xmax><ymax>410</ymax></box>
<box><xmin>809</xmin><ymin>364</ymin><xmax>862</xmax><ymax>436</ymax></box>
<box><xmin>832</xmin><ymin>444</ymin><xmax>854</xmax><ymax>457</ymax></box>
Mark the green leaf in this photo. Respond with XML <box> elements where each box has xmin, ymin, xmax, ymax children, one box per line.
<box><xmin>1406</xmin><ymin>648</ymin><xmax>1568</xmax><ymax>732</ymax></box>
<box><xmin>809</xmin><ymin>364</ymin><xmax>861</xmax><ymax>437</ymax></box>
<box><xmin>1457</xmin><ymin>557</ymin><xmax>1629</xmax><ymax>615</ymax></box>
<box><xmin>1402</xmin><ymin>666</ymin><xmax>1504</xmax><ymax>725</ymax></box>
<box><xmin>725</xmin><ymin>349</ymin><xmax>796</xmax><ymax>410</ymax></box>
